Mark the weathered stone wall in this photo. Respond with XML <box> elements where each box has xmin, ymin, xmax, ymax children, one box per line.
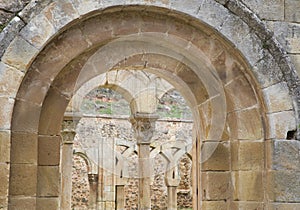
<box><xmin>240</xmin><ymin>0</ymin><xmax>300</xmax><ymax>76</ymax></box>
<box><xmin>177</xmin><ymin>155</ymin><xmax>193</xmax><ymax>209</ymax></box>
<box><xmin>71</xmin><ymin>148</ymin><xmax>90</xmax><ymax>209</ymax></box>
<box><xmin>72</xmin><ymin>116</ymin><xmax>193</xmax><ymax>209</ymax></box>
<box><xmin>0</xmin><ymin>0</ymin><xmax>299</xmax><ymax>78</ymax></box>
<box><xmin>0</xmin><ymin>0</ymin><xmax>29</xmax><ymax>30</ymax></box>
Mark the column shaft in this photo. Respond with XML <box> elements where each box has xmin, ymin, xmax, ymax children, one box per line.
<box><xmin>88</xmin><ymin>174</ymin><xmax>98</xmax><ymax>209</ymax></box>
<box><xmin>167</xmin><ymin>186</ymin><xmax>177</xmax><ymax>210</ymax></box>
<box><xmin>60</xmin><ymin>141</ymin><xmax>73</xmax><ymax>209</ymax></box>
<box><xmin>138</xmin><ymin>144</ymin><xmax>151</xmax><ymax>210</ymax></box>
<box><xmin>116</xmin><ymin>185</ymin><xmax>125</xmax><ymax>210</ymax></box>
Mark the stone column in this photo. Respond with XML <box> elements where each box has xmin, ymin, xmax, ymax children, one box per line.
<box><xmin>60</xmin><ymin>113</ymin><xmax>81</xmax><ymax>209</ymax></box>
<box><xmin>130</xmin><ymin>113</ymin><xmax>158</xmax><ymax>210</ymax></box>
<box><xmin>98</xmin><ymin>124</ymin><xmax>116</xmax><ymax>209</ymax></box>
<box><xmin>115</xmin><ymin>176</ymin><xmax>127</xmax><ymax>210</ymax></box>
<box><xmin>115</xmin><ymin>185</ymin><xmax>125</xmax><ymax>210</ymax></box>
<box><xmin>88</xmin><ymin>174</ymin><xmax>98</xmax><ymax>209</ymax></box>
<box><xmin>165</xmin><ymin>166</ymin><xmax>181</xmax><ymax>210</ymax></box>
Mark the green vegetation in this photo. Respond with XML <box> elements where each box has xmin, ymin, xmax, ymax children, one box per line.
<box><xmin>80</xmin><ymin>88</ymin><xmax>192</xmax><ymax>120</ymax></box>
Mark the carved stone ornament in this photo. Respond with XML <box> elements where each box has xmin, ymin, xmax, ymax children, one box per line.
<box><xmin>129</xmin><ymin>113</ymin><xmax>159</xmax><ymax>144</ymax></box>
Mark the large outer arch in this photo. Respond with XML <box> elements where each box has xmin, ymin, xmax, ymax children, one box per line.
<box><xmin>0</xmin><ymin>0</ymin><xmax>299</xmax><ymax>209</ymax></box>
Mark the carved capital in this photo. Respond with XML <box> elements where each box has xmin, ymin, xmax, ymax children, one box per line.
<box><xmin>88</xmin><ymin>174</ymin><xmax>99</xmax><ymax>183</ymax></box>
<box><xmin>61</xmin><ymin>112</ymin><xmax>82</xmax><ymax>144</ymax></box>
<box><xmin>129</xmin><ymin>113</ymin><xmax>159</xmax><ymax>144</ymax></box>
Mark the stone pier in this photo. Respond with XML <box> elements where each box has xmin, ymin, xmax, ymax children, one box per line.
<box><xmin>130</xmin><ymin>113</ymin><xmax>158</xmax><ymax>210</ymax></box>
<box><xmin>88</xmin><ymin>174</ymin><xmax>98</xmax><ymax>209</ymax></box>
<box><xmin>60</xmin><ymin>113</ymin><xmax>81</xmax><ymax>209</ymax></box>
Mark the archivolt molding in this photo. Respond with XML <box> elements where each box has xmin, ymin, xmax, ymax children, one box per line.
<box><xmin>1</xmin><ymin>1</ymin><xmax>298</xmax><ymax>207</ymax></box>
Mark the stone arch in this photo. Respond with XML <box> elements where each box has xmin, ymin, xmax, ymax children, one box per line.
<box><xmin>73</xmin><ymin>150</ymin><xmax>96</xmax><ymax>174</ymax></box>
<box><xmin>0</xmin><ymin>1</ymin><xmax>298</xmax><ymax>209</ymax></box>
<box><xmin>69</xmin><ymin>70</ymin><xmax>174</xmax><ymax>114</ymax></box>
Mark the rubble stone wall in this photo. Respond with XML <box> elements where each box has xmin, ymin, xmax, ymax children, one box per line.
<box><xmin>72</xmin><ymin>116</ymin><xmax>193</xmax><ymax>209</ymax></box>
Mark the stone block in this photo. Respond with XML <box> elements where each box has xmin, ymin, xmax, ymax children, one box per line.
<box><xmin>253</xmin><ymin>52</ymin><xmax>283</xmax><ymax>88</ymax></box>
<box><xmin>290</xmin><ymin>54</ymin><xmax>300</xmax><ymax>77</ymax></box>
<box><xmin>130</xmin><ymin>0</ymin><xmax>169</xmax><ymax>8</ymax></box>
<box><xmin>201</xmin><ymin>142</ymin><xmax>230</xmax><ymax>171</ymax></box>
<box><xmin>170</xmin><ymin>0</ymin><xmax>201</xmax><ymax>16</ymax></box>
<box><xmin>36</xmin><ymin>197</ymin><xmax>59</xmax><ymax>210</ymax></box>
<box><xmin>231</xmin><ymin>201</ymin><xmax>264</xmax><ymax>210</ymax></box>
<box><xmin>285</xmin><ymin>0</ymin><xmax>300</xmax><ymax>22</ymax></box>
<box><xmin>268</xmin><ymin>202</ymin><xmax>300</xmax><ymax>210</ymax></box>
<box><xmin>20</xmin><ymin>12</ymin><xmax>56</xmax><ymax>49</ymax></box>
<box><xmin>0</xmin><ymin>131</ymin><xmax>10</xmax><ymax>163</ymax></box>
<box><xmin>38</xmin><ymin>135</ymin><xmax>61</xmax><ymax>166</ymax></box>
<box><xmin>52</xmin><ymin>27</ymin><xmax>89</xmax><ymax>60</ymax></box>
<box><xmin>211</xmin><ymin>48</ymin><xmax>245</xmax><ymax>84</ymax></box>
<box><xmin>18</xmin><ymin>0</ymin><xmax>53</xmax><ymax>23</ymax></box>
<box><xmin>30</xmin><ymin>45</ymin><xmax>70</xmax><ymax>83</ymax></box>
<box><xmin>267</xmin><ymin>111</ymin><xmax>296</xmax><ymax>139</ymax></box>
<box><xmin>0</xmin><ymin>0</ymin><xmax>27</xmax><ymax>12</ymax></box>
<box><xmin>139</xmin><ymin>13</ymin><xmax>169</xmax><ymax>34</ymax></box>
<box><xmin>0</xmin><ymin>97</ymin><xmax>14</xmax><ymax>130</ymax></box>
<box><xmin>81</xmin><ymin>15</ymin><xmax>114</xmax><ymax>46</ymax></box>
<box><xmin>231</xmin><ymin>141</ymin><xmax>239</xmax><ymax>171</ymax></box>
<box><xmin>238</xmin><ymin>32</ymin><xmax>265</xmax><ymax>67</ymax></box>
<box><xmin>267</xmin><ymin>140</ymin><xmax>300</xmax><ymax>170</ymax></box>
<box><xmin>267</xmin><ymin>21</ymin><xmax>300</xmax><ymax>53</ymax></box>
<box><xmin>10</xmin><ymin>132</ymin><xmax>38</xmax><ymax>164</ymax></box>
<box><xmin>201</xmin><ymin>172</ymin><xmax>231</xmax><ymax>200</ymax></box>
<box><xmin>11</xmin><ymin>99</ymin><xmax>41</xmax><ymax>133</ymax></box>
<box><xmin>104</xmin><ymin>201</ymin><xmax>115</xmax><ymax>209</ymax></box>
<box><xmin>112</xmin><ymin>13</ymin><xmax>141</xmax><ymax>37</ymax></box>
<box><xmin>263</xmin><ymin>82</ymin><xmax>293</xmax><ymax>113</ymax></box>
<box><xmin>231</xmin><ymin>141</ymin><xmax>264</xmax><ymax>171</ymax></box>
<box><xmin>268</xmin><ymin>170</ymin><xmax>300</xmax><ymax>202</ymax></box>
<box><xmin>197</xmin><ymin>0</ymin><xmax>231</xmax><ymax>30</ymax></box>
<box><xmin>0</xmin><ymin>62</ymin><xmax>24</xmax><ymax>97</ymax></box>
<box><xmin>198</xmin><ymin>101</ymin><xmax>211</xmax><ymax>139</ymax></box>
<box><xmin>225</xmin><ymin>76</ymin><xmax>257</xmax><ymax>112</ymax></box>
<box><xmin>176</xmin><ymin>65</ymin><xmax>207</xmax><ymax>104</ymax></box>
<box><xmin>242</xmin><ymin>0</ymin><xmax>284</xmax><ymax>21</ymax></box>
<box><xmin>38</xmin><ymin>88</ymin><xmax>69</xmax><ymax>135</ymax></box>
<box><xmin>8</xmin><ymin>197</ymin><xmax>36</xmax><ymax>210</ymax></box>
<box><xmin>43</xmin><ymin>0</ymin><xmax>79</xmax><ymax>30</ymax></box>
<box><xmin>201</xmin><ymin>200</ymin><xmax>228</xmax><ymax>210</ymax></box>
<box><xmin>219</xmin><ymin>14</ymin><xmax>251</xmax><ymax>49</ymax></box>
<box><xmin>227</xmin><ymin>108</ymin><xmax>263</xmax><ymax>140</ymax></box>
<box><xmin>238</xmin><ymin>141</ymin><xmax>264</xmax><ymax>171</ymax></box>
<box><xmin>9</xmin><ymin>164</ymin><xmax>37</xmax><ymax>196</ymax></box>
<box><xmin>15</xmin><ymin>69</ymin><xmax>51</xmax><ymax>106</ymax></box>
<box><xmin>0</xmin><ymin>196</ymin><xmax>8</xmax><ymax>209</ymax></box>
<box><xmin>70</xmin><ymin>0</ymin><xmax>101</xmax><ymax>16</ymax></box>
<box><xmin>167</xmin><ymin>17</ymin><xmax>195</xmax><ymax>43</ymax></box>
<box><xmin>234</xmin><ymin>171</ymin><xmax>264</xmax><ymax>201</ymax></box>
<box><xmin>0</xmin><ymin>163</ymin><xmax>9</xmax><ymax>197</ymax></box>
<box><xmin>37</xmin><ymin>166</ymin><xmax>60</xmax><ymax>196</ymax></box>
<box><xmin>1</xmin><ymin>36</ymin><xmax>38</xmax><ymax>71</ymax></box>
